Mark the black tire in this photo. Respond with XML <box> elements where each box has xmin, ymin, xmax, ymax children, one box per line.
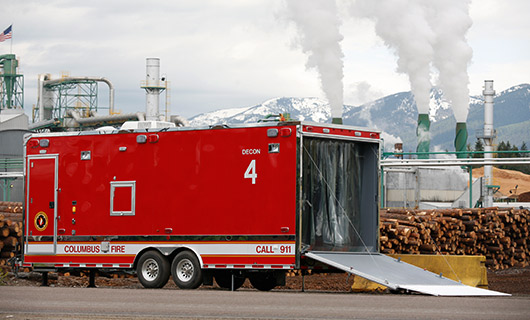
<box><xmin>137</xmin><ymin>250</ymin><xmax>170</xmax><ymax>288</ymax></box>
<box><xmin>171</xmin><ymin>251</ymin><xmax>203</xmax><ymax>289</ymax></box>
<box><xmin>214</xmin><ymin>271</ymin><xmax>246</xmax><ymax>290</ymax></box>
<box><xmin>249</xmin><ymin>272</ymin><xmax>277</xmax><ymax>291</ymax></box>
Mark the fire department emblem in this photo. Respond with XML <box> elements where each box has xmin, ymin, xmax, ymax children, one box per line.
<box><xmin>34</xmin><ymin>211</ymin><xmax>48</xmax><ymax>231</ymax></box>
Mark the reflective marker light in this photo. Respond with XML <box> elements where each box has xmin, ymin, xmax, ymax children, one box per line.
<box><xmin>148</xmin><ymin>134</ymin><xmax>159</xmax><ymax>143</ymax></box>
<box><xmin>267</xmin><ymin>128</ymin><xmax>279</xmax><ymax>138</ymax></box>
<box><xmin>27</xmin><ymin>139</ymin><xmax>39</xmax><ymax>148</ymax></box>
<box><xmin>136</xmin><ymin>135</ymin><xmax>147</xmax><ymax>144</ymax></box>
<box><xmin>39</xmin><ymin>139</ymin><xmax>50</xmax><ymax>147</ymax></box>
<box><xmin>280</xmin><ymin>128</ymin><xmax>292</xmax><ymax>137</ymax></box>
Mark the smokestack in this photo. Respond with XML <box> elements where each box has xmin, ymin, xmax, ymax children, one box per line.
<box><xmin>482</xmin><ymin>80</ymin><xmax>495</xmax><ymax>207</ymax></box>
<box><xmin>454</xmin><ymin>122</ymin><xmax>468</xmax><ymax>158</ymax></box>
<box><xmin>416</xmin><ymin>113</ymin><xmax>430</xmax><ymax>159</ymax></box>
<box><xmin>143</xmin><ymin>58</ymin><xmax>166</xmax><ymax>121</ymax></box>
<box><xmin>332</xmin><ymin>117</ymin><xmax>343</xmax><ymax>124</ymax></box>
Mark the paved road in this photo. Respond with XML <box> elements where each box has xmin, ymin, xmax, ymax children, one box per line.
<box><xmin>1</xmin><ymin>286</ymin><xmax>529</xmax><ymax>319</ymax></box>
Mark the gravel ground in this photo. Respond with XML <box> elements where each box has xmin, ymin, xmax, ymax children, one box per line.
<box><xmin>486</xmin><ymin>266</ymin><xmax>530</xmax><ymax>295</ymax></box>
<box><xmin>3</xmin><ymin>267</ymin><xmax>529</xmax><ymax>295</ymax></box>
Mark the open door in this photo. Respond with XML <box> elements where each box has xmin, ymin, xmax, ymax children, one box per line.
<box><xmin>300</xmin><ymin>134</ymin><xmax>508</xmax><ymax>296</ymax></box>
<box><xmin>25</xmin><ymin>155</ymin><xmax>58</xmax><ymax>255</ymax></box>
<box><xmin>305</xmin><ymin>252</ymin><xmax>509</xmax><ymax>296</ymax></box>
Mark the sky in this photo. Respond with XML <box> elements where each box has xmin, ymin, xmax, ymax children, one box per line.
<box><xmin>1</xmin><ymin>0</ymin><xmax>529</xmax><ymax>120</ymax></box>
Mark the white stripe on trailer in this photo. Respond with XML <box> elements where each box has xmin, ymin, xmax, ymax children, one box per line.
<box><xmin>46</xmin><ymin>242</ymin><xmax>295</xmax><ymax>256</ymax></box>
<box><xmin>305</xmin><ymin>251</ymin><xmax>510</xmax><ymax>297</ymax></box>
<box><xmin>202</xmin><ymin>264</ymin><xmax>293</xmax><ymax>269</ymax></box>
<box><xmin>55</xmin><ymin>263</ymin><xmax>132</xmax><ymax>268</ymax></box>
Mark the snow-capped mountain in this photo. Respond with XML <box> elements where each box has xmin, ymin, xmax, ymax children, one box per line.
<box><xmin>189</xmin><ymin>84</ymin><xmax>530</xmax><ymax>152</ymax></box>
<box><xmin>190</xmin><ymin>97</ymin><xmax>342</xmax><ymax>126</ymax></box>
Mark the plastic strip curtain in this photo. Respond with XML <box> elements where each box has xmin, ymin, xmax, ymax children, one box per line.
<box><xmin>302</xmin><ymin>138</ymin><xmax>362</xmax><ymax>251</ymax></box>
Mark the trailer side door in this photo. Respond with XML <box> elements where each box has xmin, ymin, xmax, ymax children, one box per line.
<box><xmin>25</xmin><ymin>155</ymin><xmax>58</xmax><ymax>255</ymax></box>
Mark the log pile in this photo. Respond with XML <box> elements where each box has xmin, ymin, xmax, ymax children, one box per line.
<box><xmin>380</xmin><ymin>207</ymin><xmax>530</xmax><ymax>270</ymax></box>
<box><xmin>518</xmin><ymin>191</ymin><xmax>530</xmax><ymax>202</ymax></box>
<box><xmin>0</xmin><ymin>201</ymin><xmax>23</xmax><ymax>270</ymax></box>
<box><xmin>2</xmin><ymin>200</ymin><xmax>529</xmax><ymax>272</ymax></box>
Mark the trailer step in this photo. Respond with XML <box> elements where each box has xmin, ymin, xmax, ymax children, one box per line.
<box><xmin>305</xmin><ymin>251</ymin><xmax>510</xmax><ymax>296</ymax></box>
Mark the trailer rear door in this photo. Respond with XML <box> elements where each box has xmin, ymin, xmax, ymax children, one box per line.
<box><xmin>305</xmin><ymin>251</ymin><xmax>509</xmax><ymax>296</ymax></box>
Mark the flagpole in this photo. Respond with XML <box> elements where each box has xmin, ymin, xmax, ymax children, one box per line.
<box><xmin>10</xmin><ymin>24</ymin><xmax>13</xmax><ymax>54</ymax></box>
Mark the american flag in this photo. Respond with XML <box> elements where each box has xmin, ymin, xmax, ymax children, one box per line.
<box><xmin>0</xmin><ymin>25</ymin><xmax>12</xmax><ymax>42</ymax></box>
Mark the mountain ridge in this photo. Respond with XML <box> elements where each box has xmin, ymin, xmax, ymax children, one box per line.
<box><xmin>189</xmin><ymin>83</ymin><xmax>530</xmax><ymax>152</ymax></box>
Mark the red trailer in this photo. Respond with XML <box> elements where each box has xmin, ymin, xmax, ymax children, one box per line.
<box><xmin>21</xmin><ymin>120</ymin><xmax>505</xmax><ymax>295</ymax></box>
<box><xmin>21</xmin><ymin>121</ymin><xmax>379</xmax><ymax>290</ymax></box>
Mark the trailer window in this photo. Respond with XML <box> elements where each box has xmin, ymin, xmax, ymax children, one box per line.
<box><xmin>301</xmin><ymin>137</ymin><xmax>378</xmax><ymax>252</ymax></box>
<box><xmin>110</xmin><ymin>181</ymin><xmax>136</xmax><ymax>216</ymax></box>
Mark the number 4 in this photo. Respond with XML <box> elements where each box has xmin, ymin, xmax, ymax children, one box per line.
<box><xmin>244</xmin><ymin>160</ymin><xmax>257</xmax><ymax>184</ymax></box>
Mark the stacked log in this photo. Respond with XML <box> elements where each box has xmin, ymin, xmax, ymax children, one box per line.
<box><xmin>0</xmin><ymin>201</ymin><xmax>23</xmax><ymax>270</ymax></box>
<box><xmin>1</xmin><ymin>200</ymin><xmax>528</xmax><ymax>272</ymax></box>
<box><xmin>380</xmin><ymin>207</ymin><xmax>530</xmax><ymax>270</ymax></box>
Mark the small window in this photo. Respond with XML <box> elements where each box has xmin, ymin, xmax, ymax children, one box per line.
<box><xmin>110</xmin><ymin>181</ymin><xmax>136</xmax><ymax>216</ymax></box>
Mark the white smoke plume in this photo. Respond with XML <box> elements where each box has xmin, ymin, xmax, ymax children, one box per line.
<box><xmin>350</xmin><ymin>0</ymin><xmax>473</xmax><ymax>122</ymax></box>
<box><xmin>351</xmin><ymin>0</ymin><xmax>435</xmax><ymax>115</ymax></box>
<box><xmin>381</xmin><ymin>132</ymin><xmax>403</xmax><ymax>152</ymax></box>
<box><xmin>284</xmin><ymin>0</ymin><xmax>344</xmax><ymax>119</ymax></box>
<box><xmin>345</xmin><ymin>81</ymin><xmax>384</xmax><ymax>106</ymax></box>
<box><xmin>417</xmin><ymin>125</ymin><xmax>431</xmax><ymax>145</ymax></box>
<box><xmin>428</xmin><ymin>0</ymin><xmax>473</xmax><ymax>123</ymax></box>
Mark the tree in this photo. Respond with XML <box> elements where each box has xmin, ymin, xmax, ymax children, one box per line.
<box><xmin>473</xmin><ymin>139</ymin><xmax>484</xmax><ymax>158</ymax></box>
<box><xmin>495</xmin><ymin>141</ymin><xmax>530</xmax><ymax>174</ymax></box>
<box><xmin>520</xmin><ymin>142</ymin><xmax>530</xmax><ymax>174</ymax></box>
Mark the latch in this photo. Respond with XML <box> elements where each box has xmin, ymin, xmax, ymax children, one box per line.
<box><xmin>101</xmin><ymin>241</ymin><xmax>110</xmax><ymax>253</ymax></box>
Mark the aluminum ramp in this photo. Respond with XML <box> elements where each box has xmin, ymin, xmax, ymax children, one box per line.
<box><xmin>305</xmin><ymin>252</ymin><xmax>510</xmax><ymax>296</ymax></box>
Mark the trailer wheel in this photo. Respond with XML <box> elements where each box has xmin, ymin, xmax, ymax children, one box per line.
<box><xmin>249</xmin><ymin>272</ymin><xmax>277</xmax><ymax>291</ymax></box>
<box><xmin>171</xmin><ymin>251</ymin><xmax>203</xmax><ymax>289</ymax></box>
<box><xmin>214</xmin><ymin>271</ymin><xmax>246</xmax><ymax>290</ymax></box>
<box><xmin>137</xmin><ymin>250</ymin><xmax>170</xmax><ymax>288</ymax></box>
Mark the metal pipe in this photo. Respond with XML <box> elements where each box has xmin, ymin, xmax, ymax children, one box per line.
<box><xmin>482</xmin><ymin>80</ymin><xmax>495</xmax><ymax>207</ymax></box>
<box><xmin>136</xmin><ymin>112</ymin><xmax>146</xmax><ymax>121</ymax></box>
<box><xmin>469</xmin><ymin>166</ymin><xmax>473</xmax><ymax>208</ymax></box>
<box><xmin>28</xmin><ymin>119</ymin><xmax>59</xmax><ymax>130</ymax></box>
<box><xmin>383</xmin><ymin>150</ymin><xmax>529</xmax><ymax>157</ymax></box>
<box><xmin>0</xmin><ymin>172</ymin><xmax>24</xmax><ymax>178</ymax></box>
<box><xmin>37</xmin><ymin>74</ymin><xmax>45</xmax><ymax>122</ymax></box>
<box><xmin>37</xmin><ymin>74</ymin><xmax>53</xmax><ymax>121</ymax></box>
<box><xmin>44</xmin><ymin>77</ymin><xmax>115</xmax><ymax>114</ymax></box>
<box><xmin>170</xmin><ymin>115</ymin><xmax>189</xmax><ymax>127</ymax></box>
<box><xmin>381</xmin><ymin>157</ymin><xmax>530</xmax><ymax>167</ymax></box>
<box><xmin>66</xmin><ymin>109</ymin><xmax>143</xmax><ymax>126</ymax></box>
